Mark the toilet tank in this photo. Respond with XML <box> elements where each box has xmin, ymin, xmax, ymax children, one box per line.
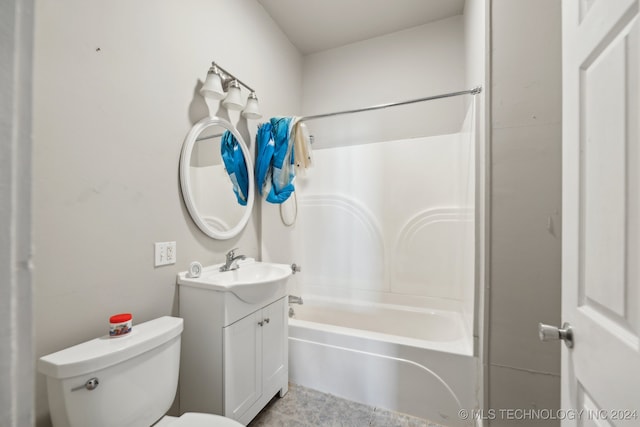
<box><xmin>38</xmin><ymin>316</ymin><xmax>183</xmax><ymax>427</ymax></box>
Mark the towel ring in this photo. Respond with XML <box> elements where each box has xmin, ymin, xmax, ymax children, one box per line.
<box><xmin>279</xmin><ymin>191</ymin><xmax>298</xmax><ymax>227</ymax></box>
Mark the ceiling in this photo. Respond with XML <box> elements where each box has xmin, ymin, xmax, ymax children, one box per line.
<box><xmin>257</xmin><ymin>0</ymin><xmax>465</xmax><ymax>55</ymax></box>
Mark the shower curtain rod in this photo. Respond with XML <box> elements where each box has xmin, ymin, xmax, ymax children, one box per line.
<box><xmin>300</xmin><ymin>86</ymin><xmax>482</xmax><ymax>122</ymax></box>
<box><xmin>193</xmin><ymin>86</ymin><xmax>481</xmax><ymax>142</ymax></box>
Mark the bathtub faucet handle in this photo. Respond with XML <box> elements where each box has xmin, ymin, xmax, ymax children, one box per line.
<box><xmin>289</xmin><ymin>295</ymin><xmax>303</xmax><ymax>305</ymax></box>
<box><xmin>291</xmin><ymin>263</ymin><xmax>301</xmax><ymax>274</ymax></box>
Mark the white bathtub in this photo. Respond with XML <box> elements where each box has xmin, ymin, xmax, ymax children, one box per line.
<box><xmin>288</xmin><ymin>297</ymin><xmax>477</xmax><ymax>427</ymax></box>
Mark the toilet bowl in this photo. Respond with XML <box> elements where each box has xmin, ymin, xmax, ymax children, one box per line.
<box><xmin>157</xmin><ymin>413</ymin><xmax>243</xmax><ymax>427</ymax></box>
<box><xmin>37</xmin><ymin>316</ymin><xmax>243</xmax><ymax>427</ymax></box>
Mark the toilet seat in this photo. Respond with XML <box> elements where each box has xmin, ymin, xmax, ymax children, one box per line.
<box><xmin>167</xmin><ymin>412</ymin><xmax>244</xmax><ymax>427</ymax></box>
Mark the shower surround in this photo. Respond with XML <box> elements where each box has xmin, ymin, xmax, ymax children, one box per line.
<box><xmin>265</xmin><ymin>106</ymin><xmax>477</xmax><ymax>425</ymax></box>
<box><xmin>288</xmin><ymin>106</ymin><xmax>475</xmax><ymax>332</ymax></box>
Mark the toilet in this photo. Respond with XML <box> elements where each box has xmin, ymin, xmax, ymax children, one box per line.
<box><xmin>37</xmin><ymin>316</ymin><xmax>243</xmax><ymax>427</ymax></box>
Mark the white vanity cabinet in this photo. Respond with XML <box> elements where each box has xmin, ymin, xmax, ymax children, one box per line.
<box><xmin>177</xmin><ymin>271</ymin><xmax>289</xmax><ymax>426</ymax></box>
<box><xmin>224</xmin><ymin>298</ymin><xmax>287</xmax><ymax>419</ymax></box>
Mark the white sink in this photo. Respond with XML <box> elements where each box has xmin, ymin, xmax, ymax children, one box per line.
<box><xmin>177</xmin><ymin>259</ymin><xmax>292</xmax><ymax>304</ymax></box>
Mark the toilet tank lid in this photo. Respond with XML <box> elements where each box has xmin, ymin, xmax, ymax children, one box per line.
<box><xmin>37</xmin><ymin>316</ymin><xmax>183</xmax><ymax>379</ymax></box>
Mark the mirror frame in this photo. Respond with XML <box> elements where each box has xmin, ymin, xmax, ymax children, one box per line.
<box><xmin>179</xmin><ymin>116</ymin><xmax>255</xmax><ymax>240</ymax></box>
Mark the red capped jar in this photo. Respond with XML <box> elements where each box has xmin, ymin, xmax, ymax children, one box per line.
<box><xmin>109</xmin><ymin>313</ymin><xmax>132</xmax><ymax>337</ymax></box>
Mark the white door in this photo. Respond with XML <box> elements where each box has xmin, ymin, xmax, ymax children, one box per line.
<box><xmin>562</xmin><ymin>0</ymin><xmax>640</xmax><ymax>425</ymax></box>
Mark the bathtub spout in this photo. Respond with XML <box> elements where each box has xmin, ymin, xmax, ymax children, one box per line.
<box><xmin>288</xmin><ymin>295</ymin><xmax>303</xmax><ymax>305</ymax></box>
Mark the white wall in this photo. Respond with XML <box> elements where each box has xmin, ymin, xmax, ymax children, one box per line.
<box><xmin>1</xmin><ymin>0</ymin><xmax>35</xmax><ymax>425</ymax></box>
<box><xmin>488</xmin><ymin>1</ymin><xmax>562</xmax><ymax>425</ymax></box>
<box><xmin>464</xmin><ymin>0</ymin><xmax>486</xmax><ymax>91</ymax></box>
<box><xmin>32</xmin><ymin>1</ymin><xmax>302</xmax><ymax>424</ymax></box>
<box><xmin>301</xmin><ymin>16</ymin><xmax>466</xmax><ymax>149</ymax></box>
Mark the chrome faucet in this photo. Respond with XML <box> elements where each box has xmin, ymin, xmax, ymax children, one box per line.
<box><xmin>219</xmin><ymin>248</ymin><xmax>246</xmax><ymax>272</ymax></box>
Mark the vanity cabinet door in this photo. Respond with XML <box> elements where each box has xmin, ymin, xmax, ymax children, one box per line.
<box><xmin>223</xmin><ymin>310</ymin><xmax>262</xmax><ymax>420</ymax></box>
<box><xmin>222</xmin><ymin>297</ymin><xmax>288</xmax><ymax>422</ymax></box>
<box><xmin>261</xmin><ymin>298</ymin><xmax>287</xmax><ymax>393</ymax></box>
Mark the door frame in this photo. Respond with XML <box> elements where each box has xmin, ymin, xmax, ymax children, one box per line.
<box><xmin>0</xmin><ymin>0</ymin><xmax>35</xmax><ymax>426</ymax></box>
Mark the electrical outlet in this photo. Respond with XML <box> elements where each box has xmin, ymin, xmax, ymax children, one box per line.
<box><xmin>166</xmin><ymin>241</ymin><xmax>176</xmax><ymax>264</ymax></box>
<box><xmin>155</xmin><ymin>241</ymin><xmax>177</xmax><ymax>266</ymax></box>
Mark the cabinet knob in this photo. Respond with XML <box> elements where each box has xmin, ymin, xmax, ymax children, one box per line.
<box><xmin>258</xmin><ymin>321</ymin><xmax>264</xmax><ymax>326</ymax></box>
<box><xmin>264</xmin><ymin>318</ymin><xmax>270</xmax><ymax>324</ymax></box>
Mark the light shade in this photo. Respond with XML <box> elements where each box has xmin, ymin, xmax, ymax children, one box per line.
<box><xmin>242</xmin><ymin>92</ymin><xmax>262</xmax><ymax>119</ymax></box>
<box><xmin>200</xmin><ymin>70</ymin><xmax>225</xmax><ymax>100</ymax></box>
<box><xmin>222</xmin><ymin>80</ymin><xmax>244</xmax><ymax>111</ymax></box>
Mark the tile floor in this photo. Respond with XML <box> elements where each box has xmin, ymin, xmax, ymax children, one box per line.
<box><xmin>248</xmin><ymin>383</ymin><xmax>446</xmax><ymax>427</ymax></box>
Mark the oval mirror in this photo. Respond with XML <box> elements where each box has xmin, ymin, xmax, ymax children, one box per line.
<box><xmin>179</xmin><ymin>117</ymin><xmax>255</xmax><ymax>239</ymax></box>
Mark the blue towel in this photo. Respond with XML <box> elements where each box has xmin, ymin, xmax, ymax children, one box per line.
<box><xmin>220</xmin><ymin>130</ymin><xmax>248</xmax><ymax>206</ymax></box>
<box><xmin>256</xmin><ymin>122</ymin><xmax>274</xmax><ymax>197</ymax></box>
<box><xmin>256</xmin><ymin>118</ymin><xmax>295</xmax><ymax>204</ymax></box>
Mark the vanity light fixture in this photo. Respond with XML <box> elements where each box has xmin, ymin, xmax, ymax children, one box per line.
<box><xmin>242</xmin><ymin>92</ymin><xmax>262</xmax><ymax>119</ymax></box>
<box><xmin>200</xmin><ymin>62</ymin><xmax>262</xmax><ymax>119</ymax></box>
<box><xmin>200</xmin><ymin>64</ymin><xmax>225</xmax><ymax>100</ymax></box>
<box><xmin>222</xmin><ymin>80</ymin><xmax>244</xmax><ymax>111</ymax></box>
